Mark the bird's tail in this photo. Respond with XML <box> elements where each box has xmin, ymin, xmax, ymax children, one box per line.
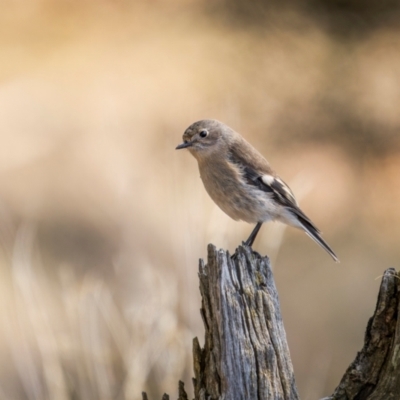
<box><xmin>299</xmin><ymin>218</ymin><xmax>339</xmax><ymax>263</ymax></box>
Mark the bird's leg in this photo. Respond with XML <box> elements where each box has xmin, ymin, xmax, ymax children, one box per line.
<box><xmin>243</xmin><ymin>222</ymin><xmax>263</xmax><ymax>247</ymax></box>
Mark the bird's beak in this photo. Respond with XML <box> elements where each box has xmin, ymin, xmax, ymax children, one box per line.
<box><xmin>175</xmin><ymin>142</ymin><xmax>192</xmax><ymax>150</ymax></box>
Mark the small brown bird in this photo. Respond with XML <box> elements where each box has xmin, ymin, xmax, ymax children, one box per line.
<box><xmin>176</xmin><ymin>119</ymin><xmax>339</xmax><ymax>262</ymax></box>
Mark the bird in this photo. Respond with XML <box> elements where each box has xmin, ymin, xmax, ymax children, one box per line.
<box><xmin>176</xmin><ymin>119</ymin><xmax>339</xmax><ymax>262</ymax></box>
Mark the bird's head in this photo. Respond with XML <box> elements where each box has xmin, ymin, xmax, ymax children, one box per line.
<box><xmin>176</xmin><ymin>119</ymin><xmax>229</xmax><ymax>158</ymax></box>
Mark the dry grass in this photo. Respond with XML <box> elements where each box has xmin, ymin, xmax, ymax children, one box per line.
<box><xmin>0</xmin><ymin>1</ymin><xmax>400</xmax><ymax>399</ymax></box>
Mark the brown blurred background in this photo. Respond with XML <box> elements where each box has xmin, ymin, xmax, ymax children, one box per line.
<box><xmin>0</xmin><ymin>1</ymin><xmax>400</xmax><ymax>399</ymax></box>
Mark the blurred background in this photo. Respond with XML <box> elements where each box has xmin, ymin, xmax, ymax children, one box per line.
<box><xmin>0</xmin><ymin>1</ymin><xmax>400</xmax><ymax>399</ymax></box>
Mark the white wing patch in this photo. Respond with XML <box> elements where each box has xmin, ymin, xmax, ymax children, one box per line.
<box><xmin>261</xmin><ymin>174</ymin><xmax>275</xmax><ymax>185</ymax></box>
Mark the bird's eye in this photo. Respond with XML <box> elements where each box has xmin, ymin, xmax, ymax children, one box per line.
<box><xmin>199</xmin><ymin>130</ymin><xmax>208</xmax><ymax>138</ymax></box>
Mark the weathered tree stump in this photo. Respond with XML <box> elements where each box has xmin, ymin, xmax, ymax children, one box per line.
<box><xmin>143</xmin><ymin>246</ymin><xmax>400</xmax><ymax>400</ymax></box>
<box><xmin>192</xmin><ymin>244</ymin><xmax>298</xmax><ymax>400</ymax></box>
<box><xmin>325</xmin><ymin>268</ymin><xmax>400</xmax><ymax>400</ymax></box>
<box><xmin>144</xmin><ymin>244</ymin><xmax>298</xmax><ymax>400</ymax></box>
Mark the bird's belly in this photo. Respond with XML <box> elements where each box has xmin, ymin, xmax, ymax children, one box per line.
<box><xmin>201</xmin><ymin>175</ymin><xmax>279</xmax><ymax>223</ymax></box>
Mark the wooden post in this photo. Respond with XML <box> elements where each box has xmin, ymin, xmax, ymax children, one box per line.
<box><xmin>143</xmin><ymin>247</ymin><xmax>400</xmax><ymax>400</ymax></box>
<box><xmin>192</xmin><ymin>244</ymin><xmax>298</xmax><ymax>400</ymax></box>
<box><xmin>144</xmin><ymin>244</ymin><xmax>298</xmax><ymax>400</ymax></box>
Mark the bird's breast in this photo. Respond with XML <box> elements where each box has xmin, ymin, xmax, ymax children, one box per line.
<box><xmin>198</xmin><ymin>159</ymin><xmax>279</xmax><ymax>223</ymax></box>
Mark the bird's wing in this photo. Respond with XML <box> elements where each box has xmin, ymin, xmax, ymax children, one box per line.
<box><xmin>228</xmin><ymin>147</ymin><xmax>321</xmax><ymax>234</ymax></box>
<box><xmin>258</xmin><ymin>174</ymin><xmax>321</xmax><ymax>234</ymax></box>
<box><xmin>260</xmin><ymin>174</ymin><xmax>298</xmax><ymax>206</ymax></box>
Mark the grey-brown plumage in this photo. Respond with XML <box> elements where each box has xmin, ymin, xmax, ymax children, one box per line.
<box><xmin>176</xmin><ymin>119</ymin><xmax>339</xmax><ymax>262</ymax></box>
